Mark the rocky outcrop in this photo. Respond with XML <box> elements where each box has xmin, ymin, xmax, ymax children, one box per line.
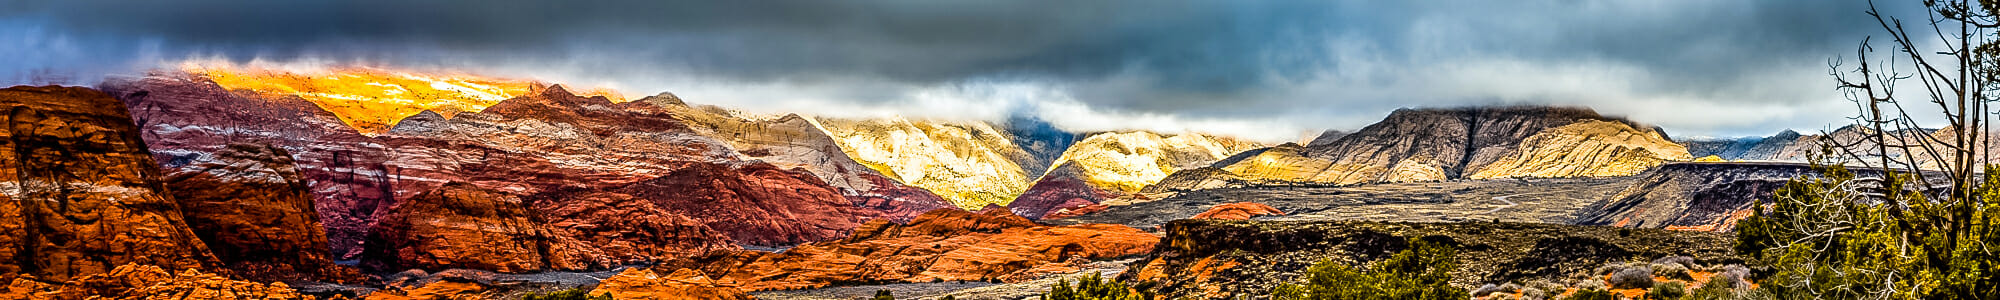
<box><xmin>1170</xmin><ymin>107</ymin><xmax>1691</xmax><ymax>187</ymax></box>
<box><xmin>361</xmin><ymin>183</ymin><xmax>602</xmax><ymax>273</ymax></box>
<box><xmin>1189</xmin><ymin>202</ymin><xmax>1284</xmax><ymax>220</ymax></box>
<box><xmin>0</xmin><ymin>85</ymin><xmax>216</xmax><ymax>282</ymax></box>
<box><xmin>163</xmin><ymin>143</ymin><xmax>351</xmax><ymax>282</ymax></box>
<box><xmin>1008</xmin><ymin>131</ymin><xmax>1261</xmax><ymax>219</ymax></box>
<box><xmin>665</xmin><ymin>209</ymin><xmax>1157</xmax><ymax>291</ymax></box>
<box><xmin>1124</xmin><ymin>220</ymin><xmax>1741</xmax><ymax>299</ymax></box>
<box><xmin>2</xmin><ymin>263</ymin><xmax>312</xmax><ymax>300</ymax></box>
<box><xmin>1574</xmin><ymin>162</ymin><xmax>1829</xmax><ymax>232</ymax></box>
<box><xmin>588</xmin><ymin>268</ymin><xmax>752</xmax><ymax>300</ymax></box>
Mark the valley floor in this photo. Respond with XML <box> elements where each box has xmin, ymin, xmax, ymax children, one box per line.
<box><xmin>1054</xmin><ymin>177</ymin><xmax>1640</xmax><ymax>228</ymax></box>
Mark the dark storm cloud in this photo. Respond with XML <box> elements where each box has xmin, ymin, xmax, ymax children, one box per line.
<box><xmin>0</xmin><ymin>0</ymin><xmax>1932</xmax><ymax>139</ymax></box>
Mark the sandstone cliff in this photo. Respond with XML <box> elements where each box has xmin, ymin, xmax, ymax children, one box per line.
<box><xmin>361</xmin><ymin>182</ymin><xmax>591</xmax><ymax>273</ymax></box>
<box><xmin>1166</xmin><ymin>106</ymin><xmax>1691</xmax><ymax>187</ymax></box>
<box><xmin>163</xmin><ymin>143</ymin><xmax>351</xmax><ymax>282</ymax></box>
<box><xmin>0</xmin><ymin>85</ymin><xmax>216</xmax><ymax>282</ymax></box>
<box><xmin>1008</xmin><ymin>131</ymin><xmax>1261</xmax><ymax>219</ymax></box>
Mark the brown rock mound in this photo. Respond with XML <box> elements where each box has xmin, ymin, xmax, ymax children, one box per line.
<box><xmin>667</xmin><ymin>208</ymin><xmax>1158</xmax><ymax>291</ymax></box>
<box><xmin>588</xmin><ymin>268</ymin><xmax>752</xmax><ymax>300</ymax></box>
<box><xmin>1190</xmin><ymin>202</ymin><xmax>1284</xmax><ymax>220</ymax></box>
<box><xmin>0</xmin><ymin>85</ymin><xmax>216</xmax><ymax>282</ymax></box>
<box><xmin>164</xmin><ymin>143</ymin><xmax>355</xmax><ymax>282</ymax></box>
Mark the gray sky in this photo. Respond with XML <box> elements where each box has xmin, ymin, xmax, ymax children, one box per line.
<box><xmin>0</xmin><ymin>0</ymin><xmax>1931</xmax><ymax>141</ymax></box>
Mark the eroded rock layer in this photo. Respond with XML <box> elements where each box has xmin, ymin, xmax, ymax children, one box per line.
<box><xmin>0</xmin><ymin>85</ymin><xmax>215</xmax><ymax>282</ymax></box>
<box><xmin>1171</xmin><ymin>106</ymin><xmax>1690</xmax><ymax>187</ymax></box>
<box><xmin>662</xmin><ymin>209</ymin><xmax>1159</xmax><ymax>291</ymax></box>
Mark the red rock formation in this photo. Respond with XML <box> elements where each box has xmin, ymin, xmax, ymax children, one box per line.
<box><xmin>103</xmin><ymin>72</ymin><xmax>935</xmax><ymax>259</ymax></box>
<box><xmin>164</xmin><ymin>143</ymin><xmax>355</xmax><ymax>282</ymax></box>
<box><xmin>589</xmin><ymin>268</ymin><xmax>752</xmax><ymax>300</ymax></box>
<box><xmin>0</xmin><ymin>85</ymin><xmax>216</xmax><ymax>282</ymax></box>
<box><xmin>361</xmin><ymin>183</ymin><xmax>598</xmax><ymax>273</ymax></box>
<box><xmin>1</xmin><ymin>264</ymin><xmax>313</xmax><ymax>300</ymax></box>
<box><xmin>1190</xmin><ymin>202</ymin><xmax>1285</xmax><ymax>220</ymax></box>
<box><xmin>1008</xmin><ymin>162</ymin><xmax>1119</xmax><ymax>219</ymax></box>
<box><xmin>668</xmin><ymin>209</ymin><xmax>1158</xmax><ymax>291</ymax></box>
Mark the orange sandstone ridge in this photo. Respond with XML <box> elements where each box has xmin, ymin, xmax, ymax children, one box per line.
<box><xmin>184</xmin><ymin>64</ymin><xmax>622</xmax><ymax>135</ymax></box>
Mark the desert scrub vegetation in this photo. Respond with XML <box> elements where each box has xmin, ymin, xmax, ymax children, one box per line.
<box><xmin>1734</xmin><ymin>0</ymin><xmax>2000</xmax><ymax>297</ymax></box>
<box><xmin>520</xmin><ymin>286</ymin><xmax>614</xmax><ymax>300</ymax></box>
<box><xmin>1475</xmin><ymin>256</ymin><xmax>1762</xmax><ymax>300</ymax></box>
<box><xmin>1271</xmin><ymin>238</ymin><xmax>1466</xmax><ymax>300</ymax></box>
<box><xmin>1041</xmin><ymin>272</ymin><xmax>1146</xmax><ymax>300</ymax></box>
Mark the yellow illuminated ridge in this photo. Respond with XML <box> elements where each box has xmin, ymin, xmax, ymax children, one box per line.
<box><xmin>185</xmin><ymin>64</ymin><xmax>622</xmax><ymax>135</ymax></box>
